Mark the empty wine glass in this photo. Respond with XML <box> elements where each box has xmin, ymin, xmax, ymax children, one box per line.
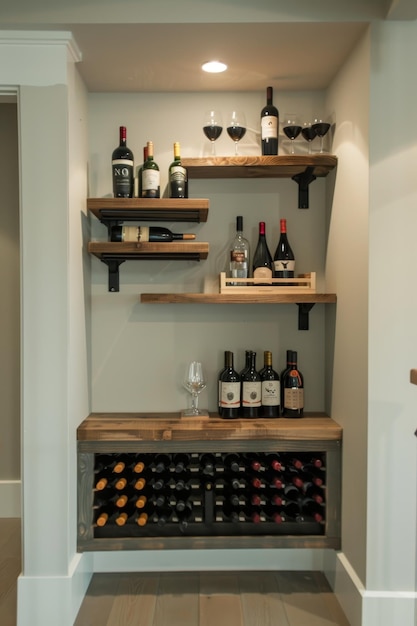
<box><xmin>203</xmin><ymin>110</ymin><xmax>223</xmax><ymax>156</ymax></box>
<box><xmin>301</xmin><ymin>121</ymin><xmax>317</xmax><ymax>154</ymax></box>
<box><xmin>312</xmin><ymin>117</ymin><xmax>331</xmax><ymax>153</ymax></box>
<box><xmin>282</xmin><ymin>114</ymin><xmax>302</xmax><ymax>154</ymax></box>
<box><xmin>182</xmin><ymin>361</ymin><xmax>207</xmax><ymax>416</ymax></box>
<box><xmin>227</xmin><ymin>110</ymin><xmax>247</xmax><ymax>155</ymax></box>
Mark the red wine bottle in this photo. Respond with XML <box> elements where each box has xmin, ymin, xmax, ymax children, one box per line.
<box><xmin>252</xmin><ymin>222</ymin><xmax>273</xmax><ymax>284</ymax></box>
<box><xmin>282</xmin><ymin>351</ymin><xmax>304</xmax><ymax>418</ymax></box>
<box><xmin>261</xmin><ymin>86</ymin><xmax>279</xmax><ymax>155</ymax></box>
<box><xmin>141</xmin><ymin>140</ymin><xmax>160</xmax><ymax>198</ymax></box>
<box><xmin>110</xmin><ymin>225</ymin><xmax>196</xmax><ymax>243</ymax></box>
<box><xmin>169</xmin><ymin>142</ymin><xmax>188</xmax><ymax>198</ymax></box>
<box><xmin>280</xmin><ymin>350</ymin><xmax>293</xmax><ymax>410</ymax></box>
<box><xmin>260</xmin><ymin>351</ymin><xmax>280</xmax><ymax>417</ymax></box>
<box><xmin>112</xmin><ymin>125</ymin><xmax>134</xmax><ymax>198</ymax></box>
<box><xmin>273</xmin><ymin>219</ymin><xmax>295</xmax><ymax>278</ymax></box>
<box><xmin>241</xmin><ymin>351</ymin><xmax>261</xmax><ymax>418</ymax></box>
<box><xmin>219</xmin><ymin>351</ymin><xmax>241</xmax><ymax>419</ymax></box>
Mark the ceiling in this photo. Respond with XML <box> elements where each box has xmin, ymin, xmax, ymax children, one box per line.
<box><xmin>69</xmin><ymin>22</ymin><xmax>369</xmax><ymax>93</ymax></box>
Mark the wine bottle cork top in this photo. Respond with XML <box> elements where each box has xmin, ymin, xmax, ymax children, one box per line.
<box><xmin>183</xmin><ymin>233</ymin><xmax>196</xmax><ymax>240</ymax></box>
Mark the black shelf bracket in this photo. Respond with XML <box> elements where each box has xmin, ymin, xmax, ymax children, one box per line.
<box><xmin>101</xmin><ymin>258</ymin><xmax>125</xmax><ymax>292</ymax></box>
<box><xmin>292</xmin><ymin>167</ymin><xmax>317</xmax><ymax>209</ymax></box>
<box><xmin>297</xmin><ymin>303</ymin><xmax>315</xmax><ymax>330</ymax></box>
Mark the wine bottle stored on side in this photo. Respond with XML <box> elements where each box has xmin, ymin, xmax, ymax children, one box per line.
<box><xmin>252</xmin><ymin>222</ymin><xmax>273</xmax><ymax>284</ymax></box>
<box><xmin>219</xmin><ymin>351</ymin><xmax>241</xmax><ymax>419</ymax></box>
<box><xmin>282</xmin><ymin>351</ymin><xmax>304</xmax><ymax>418</ymax></box>
<box><xmin>241</xmin><ymin>351</ymin><xmax>261</xmax><ymax>418</ymax></box>
<box><xmin>110</xmin><ymin>225</ymin><xmax>196</xmax><ymax>243</ymax></box>
<box><xmin>229</xmin><ymin>215</ymin><xmax>250</xmax><ymax>284</ymax></box>
<box><xmin>261</xmin><ymin>86</ymin><xmax>279</xmax><ymax>155</ymax></box>
<box><xmin>141</xmin><ymin>141</ymin><xmax>160</xmax><ymax>198</ymax></box>
<box><xmin>169</xmin><ymin>142</ymin><xmax>188</xmax><ymax>198</ymax></box>
<box><xmin>112</xmin><ymin>126</ymin><xmax>134</xmax><ymax>198</ymax></box>
<box><xmin>273</xmin><ymin>218</ymin><xmax>295</xmax><ymax>278</ymax></box>
<box><xmin>260</xmin><ymin>351</ymin><xmax>280</xmax><ymax>417</ymax></box>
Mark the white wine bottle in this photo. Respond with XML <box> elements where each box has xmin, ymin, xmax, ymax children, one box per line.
<box><xmin>168</xmin><ymin>142</ymin><xmax>188</xmax><ymax>198</ymax></box>
<box><xmin>141</xmin><ymin>140</ymin><xmax>160</xmax><ymax>198</ymax></box>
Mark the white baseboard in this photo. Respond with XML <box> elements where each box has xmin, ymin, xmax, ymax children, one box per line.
<box><xmin>0</xmin><ymin>480</ymin><xmax>21</xmax><ymax>517</ymax></box>
<box><xmin>17</xmin><ymin>553</ymin><xmax>93</xmax><ymax>626</ymax></box>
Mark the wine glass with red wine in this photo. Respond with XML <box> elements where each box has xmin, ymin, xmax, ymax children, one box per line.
<box><xmin>227</xmin><ymin>110</ymin><xmax>247</xmax><ymax>156</ymax></box>
<box><xmin>312</xmin><ymin>117</ymin><xmax>331</xmax><ymax>153</ymax></box>
<box><xmin>301</xmin><ymin>121</ymin><xmax>317</xmax><ymax>154</ymax></box>
<box><xmin>282</xmin><ymin>114</ymin><xmax>302</xmax><ymax>154</ymax></box>
<box><xmin>203</xmin><ymin>110</ymin><xmax>223</xmax><ymax>156</ymax></box>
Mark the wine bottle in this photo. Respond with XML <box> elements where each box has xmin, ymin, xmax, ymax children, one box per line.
<box><xmin>217</xmin><ymin>351</ymin><xmax>229</xmax><ymax>416</ymax></box>
<box><xmin>168</xmin><ymin>142</ymin><xmax>188</xmax><ymax>198</ymax></box>
<box><xmin>261</xmin><ymin>86</ymin><xmax>279</xmax><ymax>155</ymax></box>
<box><xmin>239</xmin><ymin>350</ymin><xmax>252</xmax><ymax>379</ymax></box>
<box><xmin>95</xmin><ymin>506</ymin><xmax>114</xmax><ymax>527</ymax></box>
<box><xmin>110</xmin><ymin>225</ymin><xmax>196</xmax><ymax>243</ymax></box>
<box><xmin>241</xmin><ymin>351</ymin><xmax>261</xmax><ymax>418</ymax></box>
<box><xmin>136</xmin><ymin>511</ymin><xmax>149</xmax><ymax>527</ymax></box>
<box><xmin>141</xmin><ymin>140</ymin><xmax>160</xmax><ymax>198</ymax></box>
<box><xmin>219</xmin><ymin>351</ymin><xmax>241</xmax><ymax>419</ymax></box>
<box><xmin>153</xmin><ymin>454</ymin><xmax>171</xmax><ymax>473</ymax></box>
<box><xmin>223</xmin><ymin>453</ymin><xmax>241</xmax><ymax>473</ymax></box>
<box><xmin>137</xmin><ymin>145</ymin><xmax>147</xmax><ymax>199</ymax></box>
<box><xmin>228</xmin><ymin>215</ymin><xmax>250</xmax><ymax>284</ymax></box>
<box><xmin>252</xmin><ymin>222</ymin><xmax>273</xmax><ymax>284</ymax></box>
<box><xmin>265</xmin><ymin>452</ymin><xmax>285</xmax><ymax>472</ymax></box>
<box><xmin>280</xmin><ymin>350</ymin><xmax>293</xmax><ymax>409</ymax></box>
<box><xmin>200</xmin><ymin>453</ymin><xmax>216</xmax><ymax>477</ymax></box>
<box><xmin>112</xmin><ymin>125</ymin><xmax>134</xmax><ymax>198</ymax></box>
<box><xmin>172</xmin><ymin>453</ymin><xmax>189</xmax><ymax>474</ymax></box>
<box><xmin>282</xmin><ymin>350</ymin><xmax>304</xmax><ymax>418</ymax></box>
<box><xmin>273</xmin><ymin>219</ymin><xmax>295</xmax><ymax>278</ymax></box>
<box><xmin>260</xmin><ymin>351</ymin><xmax>280</xmax><ymax>417</ymax></box>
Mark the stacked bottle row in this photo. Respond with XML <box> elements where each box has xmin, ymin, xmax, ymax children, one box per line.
<box><xmin>92</xmin><ymin>451</ymin><xmax>325</xmax><ymax>537</ymax></box>
<box><xmin>218</xmin><ymin>349</ymin><xmax>304</xmax><ymax>419</ymax></box>
<box><xmin>112</xmin><ymin>129</ymin><xmax>188</xmax><ymax>199</ymax></box>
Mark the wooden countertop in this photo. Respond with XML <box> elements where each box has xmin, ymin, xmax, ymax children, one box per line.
<box><xmin>77</xmin><ymin>412</ymin><xmax>342</xmax><ymax>443</ymax></box>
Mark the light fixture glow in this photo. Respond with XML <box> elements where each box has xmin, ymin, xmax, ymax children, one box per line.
<box><xmin>202</xmin><ymin>60</ymin><xmax>228</xmax><ymax>74</ymax></box>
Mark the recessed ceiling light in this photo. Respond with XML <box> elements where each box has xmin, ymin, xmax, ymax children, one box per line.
<box><xmin>201</xmin><ymin>60</ymin><xmax>228</xmax><ymax>73</ymax></box>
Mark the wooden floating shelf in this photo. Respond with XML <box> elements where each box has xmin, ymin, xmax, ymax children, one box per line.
<box><xmin>87</xmin><ymin>197</ymin><xmax>209</xmax><ymax>223</ymax></box>
<box><xmin>88</xmin><ymin>241</ymin><xmax>209</xmax><ymax>261</ymax></box>
<box><xmin>140</xmin><ymin>292</ymin><xmax>336</xmax><ymax>304</ymax></box>
<box><xmin>182</xmin><ymin>154</ymin><xmax>337</xmax><ymax>179</ymax></box>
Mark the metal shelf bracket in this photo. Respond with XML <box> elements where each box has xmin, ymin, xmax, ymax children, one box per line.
<box><xmin>297</xmin><ymin>303</ymin><xmax>315</xmax><ymax>330</ymax></box>
<box><xmin>101</xmin><ymin>258</ymin><xmax>125</xmax><ymax>292</ymax></box>
<box><xmin>292</xmin><ymin>166</ymin><xmax>317</xmax><ymax>209</ymax></box>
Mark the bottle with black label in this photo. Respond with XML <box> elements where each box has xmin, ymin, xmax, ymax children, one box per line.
<box><xmin>274</xmin><ymin>218</ymin><xmax>295</xmax><ymax>278</ymax></box>
<box><xmin>260</xmin><ymin>351</ymin><xmax>280</xmax><ymax>417</ymax></box>
<box><xmin>282</xmin><ymin>351</ymin><xmax>304</xmax><ymax>418</ymax></box>
<box><xmin>112</xmin><ymin>126</ymin><xmax>134</xmax><ymax>197</ymax></box>
<box><xmin>261</xmin><ymin>86</ymin><xmax>279</xmax><ymax>155</ymax></box>
<box><xmin>141</xmin><ymin>140</ymin><xmax>160</xmax><ymax>198</ymax></box>
<box><xmin>219</xmin><ymin>351</ymin><xmax>241</xmax><ymax>419</ymax></box>
<box><xmin>169</xmin><ymin>142</ymin><xmax>188</xmax><ymax>198</ymax></box>
<box><xmin>241</xmin><ymin>351</ymin><xmax>261</xmax><ymax>418</ymax></box>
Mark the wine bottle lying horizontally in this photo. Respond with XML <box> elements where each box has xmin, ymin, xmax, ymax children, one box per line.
<box><xmin>110</xmin><ymin>225</ymin><xmax>196</xmax><ymax>242</ymax></box>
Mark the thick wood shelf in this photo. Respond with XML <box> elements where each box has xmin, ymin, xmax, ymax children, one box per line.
<box><xmin>88</xmin><ymin>241</ymin><xmax>209</xmax><ymax>261</ymax></box>
<box><xmin>182</xmin><ymin>155</ymin><xmax>337</xmax><ymax>179</ymax></box>
<box><xmin>140</xmin><ymin>292</ymin><xmax>336</xmax><ymax>304</ymax></box>
<box><xmin>87</xmin><ymin>197</ymin><xmax>209</xmax><ymax>223</ymax></box>
<box><xmin>77</xmin><ymin>412</ymin><xmax>342</xmax><ymax>448</ymax></box>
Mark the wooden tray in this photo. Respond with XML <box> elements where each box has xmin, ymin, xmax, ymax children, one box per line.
<box><xmin>219</xmin><ymin>272</ymin><xmax>316</xmax><ymax>294</ymax></box>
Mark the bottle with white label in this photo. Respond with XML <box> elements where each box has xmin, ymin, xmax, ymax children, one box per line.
<box><xmin>219</xmin><ymin>351</ymin><xmax>241</xmax><ymax>419</ymax></box>
<box><xmin>274</xmin><ymin>218</ymin><xmax>295</xmax><ymax>278</ymax></box>
<box><xmin>141</xmin><ymin>140</ymin><xmax>160</xmax><ymax>198</ymax></box>
<box><xmin>169</xmin><ymin>142</ymin><xmax>188</xmax><ymax>198</ymax></box>
<box><xmin>282</xmin><ymin>350</ymin><xmax>304</xmax><ymax>418</ymax></box>
<box><xmin>241</xmin><ymin>351</ymin><xmax>261</xmax><ymax>418</ymax></box>
<box><xmin>260</xmin><ymin>351</ymin><xmax>280</xmax><ymax>417</ymax></box>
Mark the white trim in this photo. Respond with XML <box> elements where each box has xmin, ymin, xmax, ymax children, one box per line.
<box><xmin>0</xmin><ymin>31</ymin><xmax>82</xmax><ymax>63</ymax></box>
<box><xmin>0</xmin><ymin>480</ymin><xmax>21</xmax><ymax>517</ymax></box>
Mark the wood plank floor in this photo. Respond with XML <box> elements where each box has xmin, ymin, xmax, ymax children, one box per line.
<box><xmin>0</xmin><ymin>518</ymin><xmax>21</xmax><ymax>626</ymax></box>
<box><xmin>75</xmin><ymin>570</ymin><xmax>350</xmax><ymax>626</ymax></box>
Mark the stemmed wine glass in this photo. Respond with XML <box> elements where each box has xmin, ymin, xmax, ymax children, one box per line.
<box><xmin>227</xmin><ymin>110</ymin><xmax>247</xmax><ymax>155</ymax></box>
<box><xmin>282</xmin><ymin>114</ymin><xmax>302</xmax><ymax>154</ymax></box>
<box><xmin>182</xmin><ymin>361</ymin><xmax>207</xmax><ymax>416</ymax></box>
<box><xmin>301</xmin><ymin>121</ymin><xmax>317</xmax><ymax>154</ymax></box>
<box><xmin>203</xmin><ymin>110</ymin><xmax>223</xmax><ymax>156</ymax></box>
<box><xmin>312</xmin><ymin>117</ymin><xmax>331</xmax><ymax>153</ymax></box>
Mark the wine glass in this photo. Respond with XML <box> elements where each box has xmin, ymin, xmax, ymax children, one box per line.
<box><xmin>312</xmin><ymin>117</ymin><xmax>331</xmax><ymax>153</ymax></box>
<box><xmin>182</xmin><ymin>361</ymin><xmax>207</xmax><ymax>416</ymax></box>
<box><xmin>301</xmin><ymin>121</ymin><xmax>317</xmax><ymax>154</ymax></box>
<box><xmin>282</xmin><ymin>114</ymin><xmax>302</xmax><ymax>155</ymax></box>
<box><xmin>203</xmin><ymin>110</ymin><xmax>223</xmax><ymax>156</ymax></box>
<box><xmin>226</xmin><ymin>110</ymin><xmax>247</xmax><ymax>155</ymax></box>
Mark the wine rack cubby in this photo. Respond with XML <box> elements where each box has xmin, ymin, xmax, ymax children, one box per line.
<box><xmin>77</xmin><ymin>412</ymin><xmax>342</xmax><ymax>552</ymax></box>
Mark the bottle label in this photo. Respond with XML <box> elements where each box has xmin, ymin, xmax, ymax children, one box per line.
<box><xmin>220</xmin><ymin>382</ymin><xmax>241</xmax><ymax>408</ymax></box>
<box><xmin>142</xmin><ymin>169</ymin><xmax>160</xmax><ymax>191</ymax></box>
<box><xmin>120</xmin><ymin>226</ymin><xmax>150</xmax><ymax>242</ymax></box>
<box><xmin>261</xmin><ymin>380</ymin><xmax>280</xmax><ymax>406</ymax></box>
<box><xmin>170</xmin><ymin>165</ymin><xmax>187</xmax><ymax>182</ymax></box>
<box><xmin>112</xmin><ymin>160</ymin><xmax>134</xmax><ymax>194</ymax></box>
<box><xmin>284</xmin><ymin>387</ymin><xmax>304</xmax><ymax>410</ymax></box>
<box><xmin>274</xmin><ymin>260</ymin><xmax>295</xmax><ymax>273</ymax></box>
<box><xmin>253</xmin><ymin>266</ymin><xmax>272</xmax><ymax>283</ymax></box>
<box><xmin>261</xmin><ymin>117</ymin><xmax>278</xmax><ymax>139</ymax></box>
<box><xmin>242</xmin><ymin>381</ymin><xmax>262</xmax><ymax>407</ymax></box>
